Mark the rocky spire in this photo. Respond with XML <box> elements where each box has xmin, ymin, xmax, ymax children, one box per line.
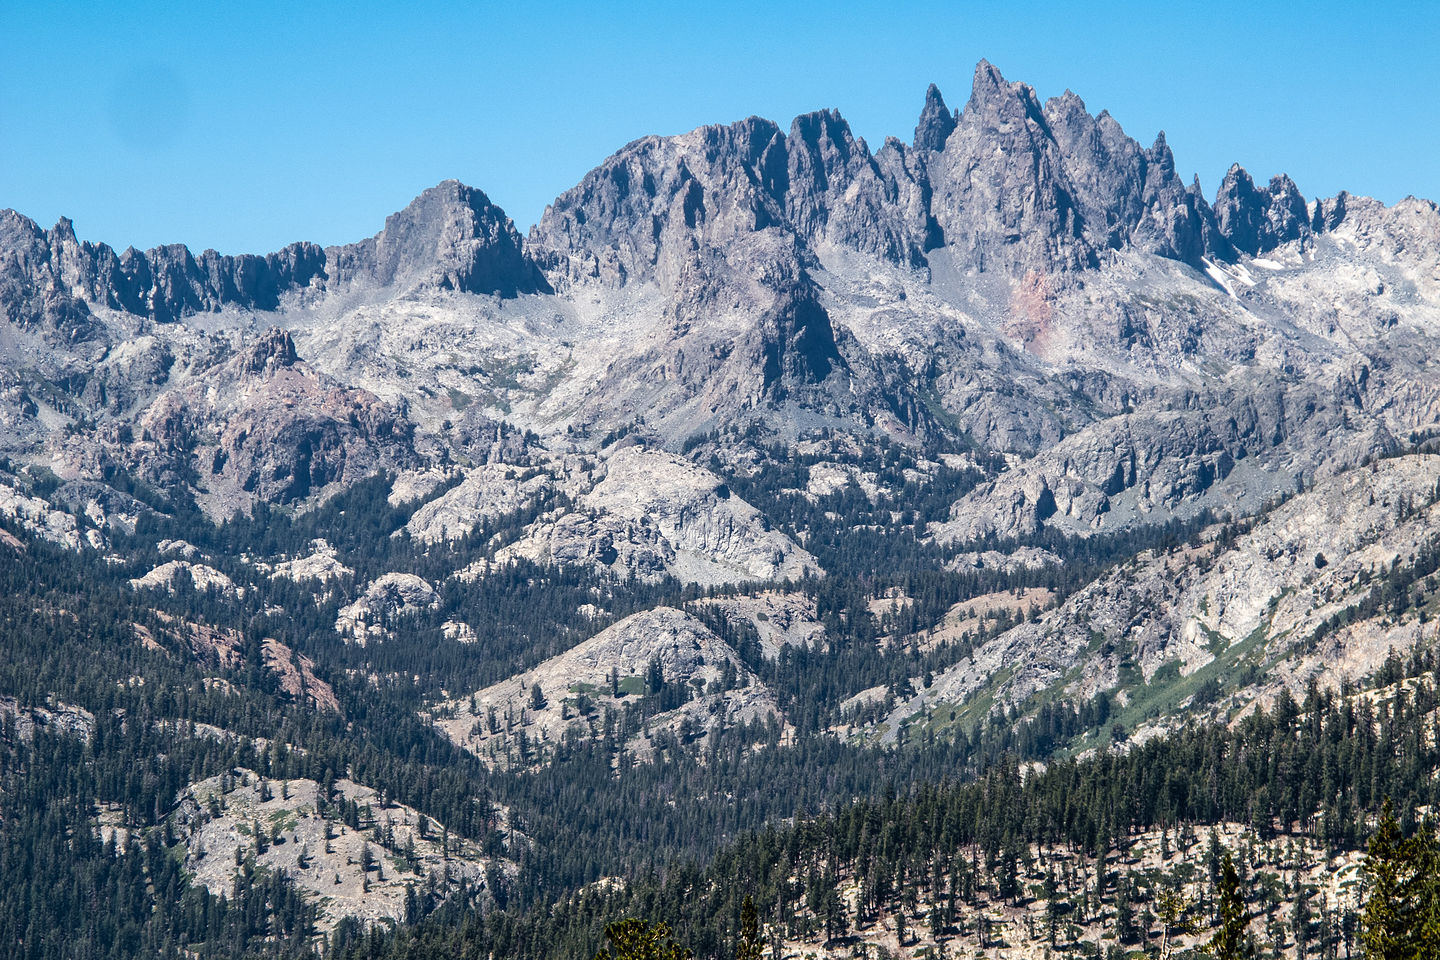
<box><xmin>1312</xmin><ymin>190</ymin><xmax>1351</xmax><ymax>232</ymax></box>
<box><xmin>913</xmin><ymin>83</ymin><xmax>957</xmax><ymax>153</ymax></box>
<box><xmin>238</xmin><ymin>327</ymin><xmax>300</xmax><ymax>375</ymax></box>
<box><xmin>1213</xmin><ymin>164</ymin><xmax>1312</xmax><ymax>256</ymax></box>
<box><xmin>923</xmin><ymin>60</ymin><xmax>1096</xmax><ymax>274</ymax></box>
<box><xmin>1263</xmin><ymin>174</ymin><xmax>1310</xmax><ymax>247</ymax></box>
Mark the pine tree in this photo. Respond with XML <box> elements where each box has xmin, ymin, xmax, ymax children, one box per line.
<box><xmin>1209</xmin><ymin>851</ymin><xmax>1250</xmax><ymax>960</ymax></box>
<box><xmin>1155</xmin><ymin>887</ymin><xmax>1198</xmax><ymax>960</ymax></box>
<box><xmin>1364</xmin><ymin>803</ymin><xmax>1440</xmax><ymax>960</ymax></box>
<box><xmin>1291</xmin><ymin>878</ymin><xmax>1312</xmax><ymax>958</ymax></box>
<box><xmin>1362</xmin><ymin>801</ymin><xmax>1413</xmax><ymax>960</ymax></box>
<box><xmin>736</xmin><ymin>895</ymin><xmax>767</xmax><ymax>960</ymax></box>
<box><xmin>592</xmin><ymin>918</ymin><xmax>693</xmax><ymax>960</ymax></box>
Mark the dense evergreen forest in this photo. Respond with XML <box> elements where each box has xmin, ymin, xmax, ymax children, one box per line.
<box><xmin>3</xmin><ymin>437</ymin><xmax>1439</xmax><ymax>959</ymax></box>
<box><xmin>324</xmin><ymin>650</ymin><xmax>1440</xmax><ymax>960</ymax></box>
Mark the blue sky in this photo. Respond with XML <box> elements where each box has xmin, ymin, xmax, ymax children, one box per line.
<box><xmin>2</xmin><ymin>0</ymin><xmax>1437</xmax><ymax>254</ymax></box>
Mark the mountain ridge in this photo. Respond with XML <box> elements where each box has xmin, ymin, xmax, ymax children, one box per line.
<box><xmin>7</xmin><ymin>61</ymin><xmax>1424</xmax><ymax>333</ymax></box>
<box><xmin>4</xmin><ymin>60</ymin><xmax>1440</xmax><ymax>952</ymax></box>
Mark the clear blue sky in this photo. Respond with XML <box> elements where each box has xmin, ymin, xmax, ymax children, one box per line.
<box><xmin>3</xmin><ymin>0</ymin><xmax>1437</xmax><ymax>254</ymax></box>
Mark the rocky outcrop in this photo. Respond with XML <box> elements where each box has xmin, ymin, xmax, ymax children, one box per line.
<box><xmin>948</xmin><ymin>546</ymin><xmax>1063</xmax><ymax>574</ymax></box>
<box><xmin>261</xmin><ymin>639</ymin><xmax>340</xmax><ymax>712</ymax></box>
<box><xmin>269</xmin><ymin>539</ymin><xmax>353</xmax><ymax>584</ymax></box>
<box><xmin>175</xmin><ymin>768</ymin><xmax>517</xmax><ymax>930</ymax></box>
<box><xmin>0</xmin><ymin>480</ymin><xmax>94</xmax><ymax>549</ymax></box>
<box><xmin>912</xmin><ymin>83</ymin><xmax>957</xmax><ymax>153</ymax></box>
<box><xmin>0</xmin><ymin>695</ymin><xmax>95</xmax><ymax>742</ymax></box>
<box><xmin>123</xmin><ymin>326</ymin><xmax>419</xmax><ymax>511</ymax></box>
<box><xmin>691</xmin><ymin>591</ymin><xmax>827</xmax><ymax>658</ymax></box>
<box><xmin>145</xmin><ymin>616</ymin><xmax>338</xmax><ymax>711</ymax></box>
<box><xmin>238</xmin><ymin>326</ymin><xmax>299</xmax><ymax>374</ymax></box>
<box><xmin>404</xmin><ymin>463</ymin><xmax>552</xmax><ymax>544</ymax></box>
<box><xmin>495</xmin><ymin>446</ymin><xmax>820</xmax><ymax>586</ymax></box>
<box><xmin>129</xmin><ymin>560</ymin><xmax>238</xmax><ymax>596</ymax></box>
<box><xmin>335</xmin><ymin>573</ymin><xmax>439</xmax><ymax>644</ymax></box>
<box><xmin>432</xmin><ymin>606</ymin><xmax>782</xmax><ymax>766</ymax></box>
<box><xmin>495</xmin><ymin>509</ymin><xmax>676</xmax><ymax>581</ymax></box>
<box><xmin>1212</xmin><ymin>165</ymin><xmax>1312</xmax><ymax>256</ymax></box>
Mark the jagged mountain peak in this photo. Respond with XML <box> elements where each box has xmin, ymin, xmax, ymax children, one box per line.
<box><xmin>968</xmin><ymin>57</ymin><xmax>1007</xmax><ymax>91</ymax></box>
<box><xmin>529</xmin><ymin>59</ymin><xmax>1282</xmax><ymax>284</ymax></box>
<box><xmin>325</xmin><ymin>179</ymin><xmax>546</xmax><ymax>297</ymax></box>
<box><xmin>1218</xmin><ymin>161</ymin><xmax>1256</xmax><ymax>191</ymax></box>
<box><xmin>962</xmin><ymin>58</ymin><xmax>1048</xmax><ymax>126</ymax></box>
<box><xmin>50</xmin><ymin>216</ymin><xmax>79</xmax><ymax>242</ymax></box>
<box><xmin>925</xmin><ymin>61</ymin><xmax>1096</xmax><ymax>273</ymax></box>
<box><xmin>787</xmin><ymin>107</ymin><xmax>861</xmax><ymax>152</ymax></box>
<box><xmin>913</xmin><ymin>82</ymin><xmax>957</xmax><ymax>152</ymax></box>
<box><xmin>1212</xmin><ymin>162</ymin><xmax>1312</xmax><ymax>256</ymax></box>
<box><xmin>1313</xmin><ymin>189</ymin><xmax>1352</xmax><ymax>231</ymax></box>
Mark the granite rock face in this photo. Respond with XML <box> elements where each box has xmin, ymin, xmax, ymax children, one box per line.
<box><xmin>492</xmin><ymin>447</ymin><xmax>820</xmax><ymax>586</ymax></box>
<box><xmin>432</xmin><ymin>606</ymin><xmax>783</xmax><ymax>767</ymax></box>
<box><xmin>403</xmin><ymin>462</ymin><xmax>552</xmax><ymax>544</ymax></box>
<box><xmin>932</xmin><ymin>375</ymin><xmax>1401</xmax><ymax>543</ymax></box>
<box><xmin>335</xmin><ymin>573</ymin><xmax>440</xmax><ymax>645</ymax></box>
<box><xmin>1212</xmin><ymin>165</ymin><xmax>1313</xmax><ymax>256</ymax></box>
<box><xmin>325</xmin><ymin>180</ymin><xmax>547</xmax><ymax>297</ymax></box>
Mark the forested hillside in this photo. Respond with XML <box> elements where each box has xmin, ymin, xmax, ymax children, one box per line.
<box><xmin>5</xmin><ymin>59</ymin><xmax>1440</xmax><ymax>960</ymax></box>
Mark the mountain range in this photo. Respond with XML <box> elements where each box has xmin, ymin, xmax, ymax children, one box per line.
<box><xmin>2</xmin><ymin>60</ymin><xmax>1440</xmax><ymax>957</ymax></box>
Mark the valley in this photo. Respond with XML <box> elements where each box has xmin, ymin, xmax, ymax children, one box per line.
<box><xmin>2</xmin><ymin>59</ymin><xmax>1439</xmax><ymax>959</ymax></box>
